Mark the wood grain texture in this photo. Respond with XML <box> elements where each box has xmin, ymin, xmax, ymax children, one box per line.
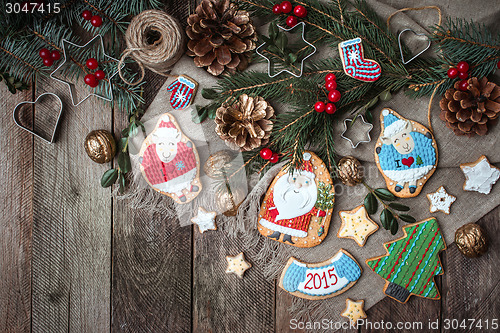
<box><xmin>0</xmin><ymin>86</ymin><xmax>33</xmax><ymax>333</ymax></box>
<box><xmin>31</xmin><ymin>78</ymin><xmax>111</xmax><ymax>333</ymax></box>
<box><xmin>192</xmin><ymin>229</ymin><xmax>275</xmax><ymax>333</ymax></box>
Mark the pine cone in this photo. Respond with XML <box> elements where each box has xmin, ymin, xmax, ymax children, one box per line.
<box><xmin>215</xmin><ymin>94</ymin><xmax>274</xmax><ymax>151</ymax></box>
<box><xmin>186</xmin><ymin>0</ymin><xmax>257</xmax><ymax>76</ymax></box>
<box><xmin>439</xmin><ymin>77</ymin><xmax>500</xmax><ymax>136</ymax></box>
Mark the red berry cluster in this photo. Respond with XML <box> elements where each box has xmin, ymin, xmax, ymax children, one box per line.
<box><xmin>84</xmin><ymin>58</ymin><xmax>106</xmax><ymax>88</ymax></box>
<box><xmin>82</xmin><ymin>10</ymin><xmax>103</xmax><ymax>27</ymax></box>
<box><xmin>272</xmin><ymin>1</ymin><xmax>307</xmax><ymax>28</ymax></box>
<box><xmin>314</xmin><ymin>73</ymin><xmax>341</xmax><ymax>114</ymax></box>
<box><xmin>447</xmin><ymin>61</ymin><xmax>471</xmax><ymax>91</ymax></box>
<box><xmin>259</xmin><ymin>148</ymin><xmax>279</xmax><ymax>163</ymax></box>
<box><xmin>39</xmin><ymin>48</ymin><xmax>61</xmax><ymax>67</ymax></box>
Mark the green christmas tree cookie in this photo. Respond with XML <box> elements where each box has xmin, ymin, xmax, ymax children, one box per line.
<box><xmin>365</xmin><ymin>217</ymin><xmax>446</xmax><ymax>303</ymax></box>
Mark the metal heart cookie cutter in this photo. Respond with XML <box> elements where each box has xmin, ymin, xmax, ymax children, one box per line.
<box><xmin>341</xmin><ymin>114</ymin><xmax>373</xmax><ymax>149</ymax></box>
<box><xmin>398</xmin><ymin>28</ymin><xmax>431</xmax><ymax>65</ymax></box>
<box><xmin>13</xmin><ymin>92</ymin><xmax>63</xmax><ymax>144</ymax></box>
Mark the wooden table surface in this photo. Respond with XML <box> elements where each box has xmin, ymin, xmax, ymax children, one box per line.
<box><xmin>1</xmin><ymin>1</ymin><xmax>499</xmax><ymax>332</ymax></box>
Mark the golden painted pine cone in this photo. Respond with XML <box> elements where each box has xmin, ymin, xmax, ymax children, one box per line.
<box><xmin>186</xmin><ymin>0</ymin><xmax>258</xmax><ymax>76</ymax></box>
<box><xmin>215</xmin><ymin>94</ymin><xmax>274</xmax><ymax>151</ymax></box>
<box><xmin>439</xmin><ymin>77</ymin><xmax>500</xmax><ymax>137</ymax></box>
<box><xmin>337</xmin><ymin>156</ymin><xmax>364</xmax><ymax>186</ymax></box>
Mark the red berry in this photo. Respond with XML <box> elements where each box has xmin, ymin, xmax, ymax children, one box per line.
<box><xmin>91</xmin><ymin>15</ymin><xmax>102</xmax><ymax>27</ymax></box>
<box><xmin>84</xmin><ymin>74</ymin><xmax>99</xmax><ymax>87</ymax></box>
<box><xmin>286</xmin><ymin>15</ymin><xmax>297</xmax><ymax>28</ymax></box>
<box><xmin>39</xmin><ymin>48</ymin><xmax>51</xmax><ymax>59</ymax></box>
<box><xmin>51</xmin><ymin>50</ymin><xmax>61</xmax><ymax>61</ymax></box>
<box><xmin>458</xmin><ymin>71</ymin><xmax>468</xmax><ymax>80</ymax></box>
<box><xmin>458</xmin><ymin>80</ymin><xmax>469</xmax><ymax>91</ymax></box>
<box><xmin>43</xmin><ymin>58</ymin><xmax>53</xmax><ymax>67</ymax></box>
<box><xmin>318</xmin><ymin>210</ymin><xmax>326</xmax><ymax>217</ymax></box>
<box><xmin>447</xmin><ymin>67</ymin><xmax>458</xmax><ymax>79</ymax></box>
<box><xmin>328</xmin><ymin>90</ymin><xmax>341</xmax><ymax>103</ymax></box>
<box><xmin>86</xmin><ymin>58</ymin><xmax>98</xmax><ymax>70</ymax></box>
<box><xmin>82</xmin><ymin>10</ymin><xmax>92</xmax><ymax>20</ymax></box>
<box><xmin>94</xmin><ymin>70</ymin><xmax>106</xmax><ymax>80</ymax></box>
<box><xmin>314</xmin><ymin>101</ymin><xmax>325</xmax><ymax>113</ymax></box>
<box><xmin>456</xmin><ymin>61</ymin><xmax>469</xmax><ymax>73</ymax></box>
<box><xmin>325</xmin><ymin>80</ymin><xmax>337</xmax><ymax>91</ymax></box>
<box><xmin>325</xmin><ymin>73</ymin><xmax>336</xmax><ymax>82</ymax></box>
<box><xmin>293</xmin><ymin>5</ymin><xmax>307</xmax><ymax>18</ymax></box>
<box><xmin>269</xmin><ymin>153</ymin><xmax>279</xmax><ymax>163</ymax></box>
<box><xmin>497</xmin><ymin>60</ymin><xmax>500</xmax><ymax>69</ymax></box>
<box><xmin>272</xmin><ymin>4</ymin><xmax>282</xmax><ymax>14</ymax></box>
<box><xmin>281</xmin><ymin>1</ymin><xmax>292</xmax><ymax>13</ymax></box>
<box><xmin>260</xmin><ymin>148</ymin><xmax>273</xmax><ymax>160</ymax></box>
<box><xmin>325</xmin><ymin>103</ymin><xmax>336</xmax><ymax>114</ymax></box>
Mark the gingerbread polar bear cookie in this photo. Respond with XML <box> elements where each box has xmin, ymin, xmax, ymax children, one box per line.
<box><xmin>375</xmin><ymin>108</ymin><xmax>438</xmax><ymax>198</ymax></box>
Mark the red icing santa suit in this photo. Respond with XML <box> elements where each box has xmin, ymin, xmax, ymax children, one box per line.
<box><xmin>259</xmin><ymin>154</ymin><xmax>319</xmax><ymax>238</ymax></box>
<box><xmin>140</xmin><ymin>119</ymin><xmax>197</xmax><ymax>195</ymax></box>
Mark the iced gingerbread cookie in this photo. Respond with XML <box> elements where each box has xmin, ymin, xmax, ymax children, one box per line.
<box><xmin>341</xmin><ymin>299</ymin><xmax>367</xmax><ymax>325</ymax></box>
<box><xmin>226</xmin><ymin>252</ymin><xmax>251</xmax><ymax>279</ymax></box>
<box><xmin>460</xmin><ymin>155</ymin><xmax>500</xmax><ymax>194</ymax></box>
<box><xmin>366</xmin><ymin>217</ymin><xmax>446</xmax><ymax>304</ymax></box>
<box><xmin>427</xmin><ymin>186</ymin><xmax>456</xmax><ymax>215</ymax></box>
<box><xmin>279</xmin><ymin>249</ymin><xmax>362</xmax><ymax>300</ymax></box>
<box><xmin>374</xmin><ymin>108</ymin><xmax>438</xmax><ymax>198</ymax></box>
<box><xmin>258</xmin><ymin>151</ymin><xmax>335</xmax><ymax>248</ymax></box>
<box><xmin>338</xmin><ymin>205</ymin><xmax>379</xmax><ymax>247</ymax></box>
<box><xmin>139</xmin><ymin>113</ymin><xmax>202</xmax><ymax>204</ymax></box>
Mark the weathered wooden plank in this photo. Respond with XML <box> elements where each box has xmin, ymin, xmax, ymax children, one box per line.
<box><xmin>111</xmin><ymin>70</ymin><xmax>193</xmax><ymax>332</ymax></box>
<box><xmin>0</xmin><ymin>86</ymin><xmax>33</xmax><ymax>333</ymax></box>
<box><xmin>31</xmin><ymin>78</ymin><xmax>111</xmax><ymax>332</ymax></box>
<box><xmin>441</xmin><ymin>206</ymin><xmax>500</xmax><ymax>333</ymax></box>
<box><xmin>192</xmin><ymin>230</ymin><xmax>275</xmax><ymax>333</ymax></box>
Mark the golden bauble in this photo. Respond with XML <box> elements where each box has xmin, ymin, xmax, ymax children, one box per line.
<box><xmin>84</xmin><ymin>130</ymin><xmax>116</xmax><ymax>164</ymax></box>
<box><xmin>337</xmin><ymin>156</ymin><xmax>364</xmax><ymax>186</ymax></box>
<box><xmin>455</xmin><ymin>223</ymin><xmax>488</xmax><ymax>258</ymax></box>
<box><xmin>203</xmin><ymin>150</ymin><xmax>234</xmax><ymax>178</ymax></box>
<box><xmin>216</xmin><ymin>187</ymin><xmax>245</xmax><ymax>216</ymax></box>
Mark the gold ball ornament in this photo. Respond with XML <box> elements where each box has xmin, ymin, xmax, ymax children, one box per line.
<box><xmin>337</xmin><ymin>156</ymin><xmax>364</xmax><ymax>186</ymax></box>
<box><xmin>84</xmin><ymin>130</ymin><xmax>116</xmax><ymax>164</ymax></box>
<box><xmin>216</xmin><ymin>187</ymin><xmax>246</xmax><ymax>217</ymax></box>
<box><xmin>455</xmin><ymin>223</ymin><xmax>488</xmax><ymax>258</ymax></box>
<box><xmin>203</xmin><ymin>150</ymin><xmax>234</xmax><ymax>178</ymax></box>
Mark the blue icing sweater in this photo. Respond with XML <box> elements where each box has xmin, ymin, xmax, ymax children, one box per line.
<box><xmin>378</xmin><ymin>132</ymin><xmax>436</xmax><ymax>172</ymax></box>
<box><xmin>282</xmin><ymin>254</ymin><xmax>361</xmax><ymax>293</ymax></box>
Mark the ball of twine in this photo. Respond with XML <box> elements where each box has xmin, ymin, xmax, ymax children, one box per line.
<box><xmin>118</xmin><ymin>10</ymin><xmax>185</xmax><ymax>85</ymax></box>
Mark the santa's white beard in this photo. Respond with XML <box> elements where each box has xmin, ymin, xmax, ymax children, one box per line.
<box><xmin>273</xmin><ymin>174</ymin><xmax>317</xmax><ymax>221</ymax></box>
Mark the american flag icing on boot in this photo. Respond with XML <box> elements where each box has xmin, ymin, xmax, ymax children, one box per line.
<box><xmin>338</xmin><ymin>38</ymin><xmax>381</xmax><ymax>82</ymax></box>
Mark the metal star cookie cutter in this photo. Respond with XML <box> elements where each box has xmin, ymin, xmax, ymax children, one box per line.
<box><xmin>50</xmin><ymin>34</ymin><xmax>123</xmax><ymax>106</ymax></box>
<box><xmin>341</xmin><ymin>114</ymin><xmax>373</xmax><ymax>148</ymax></box>
<box><xmin>398</xmin><ymin>28</ymin><xmax>431</xmax><ymax>65</ymax></box>
<box><xmin>255</xmin><ymin>22</ymin><xmax>316</xmax><ymax>78</ymax></box>
<box><xmin>13</xmin><ymin>92</ymin><xmax>63</xmax><ymax>144</ymax></box>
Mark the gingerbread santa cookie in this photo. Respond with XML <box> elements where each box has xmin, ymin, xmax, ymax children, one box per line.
<box><xmin>374</xmin><ymin>108</ymin><xmax>438</xmax><ymax>198</ymax></box>
<box><xmin>139</xmin><ymin>113</ymin><xmax>202</xmax><ymax>204</ymax></box>
<box><xmin>279</xmin><ymin>249</ymin><xmax>362</xmax><ymax>300</ymax></box>
<box><xmin>257</xmin><ymin>151</ymin><xmax>334</xmax><ymax>248</ymax></box>
<box><xmin>366</xmin><ymin>217</ymin><xmax>446</xmax><ymax>303</ymax></box>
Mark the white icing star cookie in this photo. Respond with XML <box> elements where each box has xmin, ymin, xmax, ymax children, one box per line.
<box><xmin>427</xmin><ymin>186</ymin><xmax>456</xmax><ymax>214</ymax></box>
<box><xmin>225</xmin><ymin>252</ymin><xmax>251</xmax><ymax>279</ymax></box>
<box><xmin>191</xmin><ymin>207</ymin><xmax>217</xmax><ymax>233</ymax></box>
<box><xmin>460</xmin><ymin>155</ymin><xmax>500</xmax><ymax>194</ymax></box>
<box><xmin>341</xmin><ymin>299</ymin><xmax>367</xmax><ymax>325</ymax></box>
<box><xmin>338</xmin><ymin>205</ymin><xmax>379</xmax><ymax>247</ymax></box>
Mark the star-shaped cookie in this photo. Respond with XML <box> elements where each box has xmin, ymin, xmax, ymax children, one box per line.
<box><xmin>338</xmin><ymin>205</ymin><xmax>379</xmax><ymax>247</ymax></box>
<box><xmin>460</xmin><ymin>155</ymin><xmax>500</xmax><ymax>194</ymax></box>
<box><xmin>427</xmin><ymin>186</ymin><xmax>456</xmax><ymax>214</ymax></box>
<box><xmin>341</xmin><ymin>299</ymin><xmax>367</xmax><ymax>325</ymax></box>
<box><xmin>191</xmin><ymin>207</ymin><xmax>217</xmax><ymax>233</ymax></box>
<box><xmin>225</xmin><ymin>252</ymin><xmax>251</xmax><ymax>279</ymax></box>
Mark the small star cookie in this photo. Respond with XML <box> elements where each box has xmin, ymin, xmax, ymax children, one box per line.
<box><xmin>460</xmin><ymin>155</ymin><xmax>500</xmax><ymax>194</ymax></box>
<box><xmin>225</xmin><ymin>252</ymin><xmax>251</xmax><ymax>279</ymax></box>
<box><xmin>341</xmin><ymin>299</ymin><xmax>367</xmax><ymax>325</ymax></box>
<box><xmin>427</xmin><ymin>186</ymin><xmax>456</xmax><ymax>214</ymax></box>
<box><xmin>191</xmin><ymin>207</ymin><xmax>217</xmax><ymax>233</ymax></box>
<box><xmin>338</xmin><ymin>205</ymin><xmax>379</xmax><ymax>247</ymax></box>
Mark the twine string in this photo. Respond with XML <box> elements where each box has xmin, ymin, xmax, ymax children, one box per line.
<box><xmin>386</xmin><ymin>6</ymin><xmax>442</xmax><ymax>32</ymax></box>
<box><xmin>118</xmin><ymin>10</ymin><xmax>185</xmax><ymax>86</ymax></box>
